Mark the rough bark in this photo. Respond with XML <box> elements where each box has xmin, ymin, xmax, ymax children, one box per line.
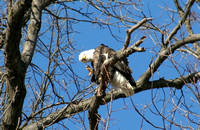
<box><xmin>21</xmin><ymin>0</ymin><xmax>42</xmax><ymax>69</ymax></box>
<box><xmin>20</xmin><ymin>71</ymin><xmax>200</xmax><ymax>130</ymax></box>
<box><xmin>0</xmin><ymin>0</ymin><xmax>199</xmax><ymax>129</ymax></box>
<box><xmin>137</xmin><ymin>34</ymin><xmax>200</xmax><ymax>87</ymax></box>
<box><xmin>2</xmin><ymin>0</ymin><xmax>42</xmax><ymax>129</ymax></box>
<box><xmin>88</xmin><ymin>18</ymin><xmax>149</xmax><ymax>129</ymax></box>
<box><xmin>174</xmin><ymin>0</ymin><xmax>200</xmax><ymax>56</ymax></box>
<box><xmin>20</xmin><ymin>33</ymin><xmax>200</xmax><ymax>129</ymax></box>
<box><xmin>2</xmin><ymin>0</ymin><xmax>32</xmax><ymax>129</ymax></box>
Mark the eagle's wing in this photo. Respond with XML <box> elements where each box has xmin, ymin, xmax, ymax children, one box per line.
<box><xmin>91</xmin><ymin>44</ymin><xmax>136</xmax><ymax>87</ymax></box>
<box><xmin>101</xmin><ymin>45</ymin><xmax>136</xmax><ymax>87</ymax></box>
<box><xmin>113</xmin><ymin>59</ymin><xmax>136</xmax><ymax>87</ymax></box>
<box><xmin>91</xmin><ymin>44</ymin><xmax>115</xmax><ymax>84</ymax></box>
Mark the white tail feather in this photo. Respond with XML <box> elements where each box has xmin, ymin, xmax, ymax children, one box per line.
<box><xmin>110</xmin><ymin>71</ymin><xmax>134</xmax><ymax>97</ymax></box>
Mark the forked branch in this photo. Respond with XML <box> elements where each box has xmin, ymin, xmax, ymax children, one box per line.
<box><xmin>88</xmin><ymin>19</ymin><xmax>149</xmax><ymax>129</ymax></box>
<box><xmin>123</xmin><ymin>18</ymin><xmax>152</xmax><ymax>50</ymax></box>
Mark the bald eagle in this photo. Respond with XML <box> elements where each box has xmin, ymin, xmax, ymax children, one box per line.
<box><xmin>79</xmin><ymin>44</ymin><xmax>136</xmax><ymax>96</ymax></box>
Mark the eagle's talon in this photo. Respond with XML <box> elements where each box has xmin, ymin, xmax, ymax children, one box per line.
<box><xmin>79</xmin><ymin>44</ymin><xmax>136</xmax><ymax>97</ymax></box>
<box><xmin>86</xmin><ymin>65</ymin><xmax>93</xmax><ymax>76</ymax></box>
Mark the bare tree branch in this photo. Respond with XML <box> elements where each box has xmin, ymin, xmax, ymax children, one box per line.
<box><xmin>21</xmin><ymin>69</ymin><xmax>200</xmax><ymax>130</ymax></box>
<box><xmin>142</xmin><ymin>71</ymin><xmax>200</xmax><ymax>91</ymax></box>
<box><xmin>88</xmin><ymin>96</ymin><xmax>102</xmax><ymax>130</ymax></box>
<box><xmin>164</xmin><ymin>0</ymin><xmax>195</xmax><ymax>46</ymax></box>
<box><xmin>88</xmin><ymin>18</ymin><xmax>149</xmax><ymax>129</ymax></box>
<box><xmin>137</xmin><ymin>34</ymin><xmax>200</xmax><ymax>88</ymax></box>
<box><xmin>21</xmin><ymin>0</ymin><xmax>42</xmax><ymax>69</ymax></box>
<box><xmin>123</xmin><ymin>18</ymin><xmax>152</xmax><ymax>50</ymax></box>
<box><xmin>2</xmin><ymin>0</ymin><xmax>32</xmax><ymax>129</ymax></box>
<box><xmin>1</xmin><ymin>0</ymin><xmax>200</xmax><ymax>129</ymax></box>
<box><xmin>174</xmin><ymin>0</ymin><xmax>200</xmax><ymax>56</ymax></box>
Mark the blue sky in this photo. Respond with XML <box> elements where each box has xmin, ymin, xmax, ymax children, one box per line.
<box><xmin>64</xmin><ymin>1</ymin><xmax>200</xmax><ymax>129</ymax></box>
<box><xmin>0</xmin><ymin>0</ymin><xmax>199</xmax><ymax>129</ymax></box>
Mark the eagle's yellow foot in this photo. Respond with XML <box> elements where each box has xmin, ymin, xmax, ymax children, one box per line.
<box><xmin>86</xmin><ymin>65</ymin><xmax>93</xmax><ymax>76</ymax></box>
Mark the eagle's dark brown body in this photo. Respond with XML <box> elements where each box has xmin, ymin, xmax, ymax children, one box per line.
<box><xmin>91</xmin><ymin>44</ymin><xmax>136</xmax><ymax>87</ymax></box>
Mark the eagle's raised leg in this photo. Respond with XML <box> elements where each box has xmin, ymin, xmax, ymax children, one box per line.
<box><xmin>86</xmin><ymin>65</ymin><xmax>93</xmax><ymax>76</ymax></box>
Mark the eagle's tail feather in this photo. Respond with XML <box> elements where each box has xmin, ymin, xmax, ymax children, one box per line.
<box><xmin>114</xmin><ymin>86</ymin><xmax>134</xmax><ymax>97</ymax></box>
<box><xmin>110</xmin><ymin>71</ymin><xmax>135</xmax><ymax>97</ymax></box>
<box><xmin>121</xmin><ymin>84</ymin><xmax>134</xmax><ymax>96</ymax></box>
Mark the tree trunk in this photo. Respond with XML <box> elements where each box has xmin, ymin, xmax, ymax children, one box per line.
<box><xmin>2</xmin><ymin>71</ymin><xmax>26</xmax><ymax>130</ymax></box>
<box><xmin>1</xmin><ymin>0</ymin><xmax>32</xmax><ymax>129</ymax></box>
<box><xmin>2</xmin><ymin>12</ymin><xmax>27</xmax><ymax>129</ymax></box>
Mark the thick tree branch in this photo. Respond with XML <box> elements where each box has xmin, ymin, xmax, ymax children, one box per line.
<box><xmin>164</xmin><ymin>0</ymin><xmax>195</xmax><ymax>46</ymax></box>
<box><xmin>104</xmin><ymin>41</ymin><xmax>146</xmax><ymax>69</ymax></box>
<box><xmin>1</xmin><ymin>0</ymin><xmax>199</xmax><ymax>130</ymax></box>
<box><xmin>2</xmin><ymin>0</ymin><xmax>33</xmax><ymax>129</ymax></box>
<box><xmin>88</xmin><ymin>96</ymin><xmax>102</xmax><ymax>130</ymax></box>
<box><xmin>21</xmin><ymin>0</ymin><xmax>42</xmax><ymax>69</ymax></box>
<box><xmin>123</xmin><ymin>18</ymin><xmax>152</xmax><ymax>50</ymax></box>
<box><xmin>5</xmin><ymin>0</ymin><xmax>32</xmax><ymax>68</ymax></box>
<box><xmin>141</xmin><ymin>71</ymin><xmax>200</xmax><ymax>91</ymax></box>
<box><xmin>137</xmin><ymin>34</ymin><xmax>200</xmax><ymax>88</ymax></box>
<box><xmin>174</xmin><ymin>0</ymin><xmax>200</xmax><ymax>56</ymax></box>
<box><xmin>0</xmin><ymin>29</ymin><xmax>6</xmax><ymax>48</ymax></box>
<box><xmin>87</xmin><ymin>18</ymin><xmax>148</xmax><ymax>129</ymax></box>
<box><xmin>87</xmin><ymin>35</ymin><xmax>146</xmax><ymax>129</ymax></box>
<box><xmin>21</xmin><ymin>70</ymin><xmax>200</xmax><ymax>130</ymax></box>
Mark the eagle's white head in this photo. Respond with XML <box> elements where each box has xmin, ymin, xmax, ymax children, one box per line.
<box><xmin>79</xmin><ymin>49</ymin><xmax>95</xmax><ymax>63</ymax></box>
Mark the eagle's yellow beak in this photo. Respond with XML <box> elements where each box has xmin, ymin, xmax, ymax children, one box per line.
<box><xmin>82</xmin><ymin>55</ymin><xmax>87</xmax><ymax>61</ymax></box>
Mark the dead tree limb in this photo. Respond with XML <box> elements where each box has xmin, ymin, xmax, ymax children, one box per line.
<box><xmin>137</xmin><ymin>34</ymin><xmax>200</xmax><ymax>88</ymax></box>
<box><xmin>88</xmin><ymin>18</ymin><xmax>149</xmax><ymax>129</ymax></box>
<box><xmin>21</xmin><ymin>70</ymin><xmax>200</xmax><ymax>130</ymax></box>
<box><xmin>123</xmin><ymin>18</ymin><xmax>152</xmax><ymax>50</ymax></box>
